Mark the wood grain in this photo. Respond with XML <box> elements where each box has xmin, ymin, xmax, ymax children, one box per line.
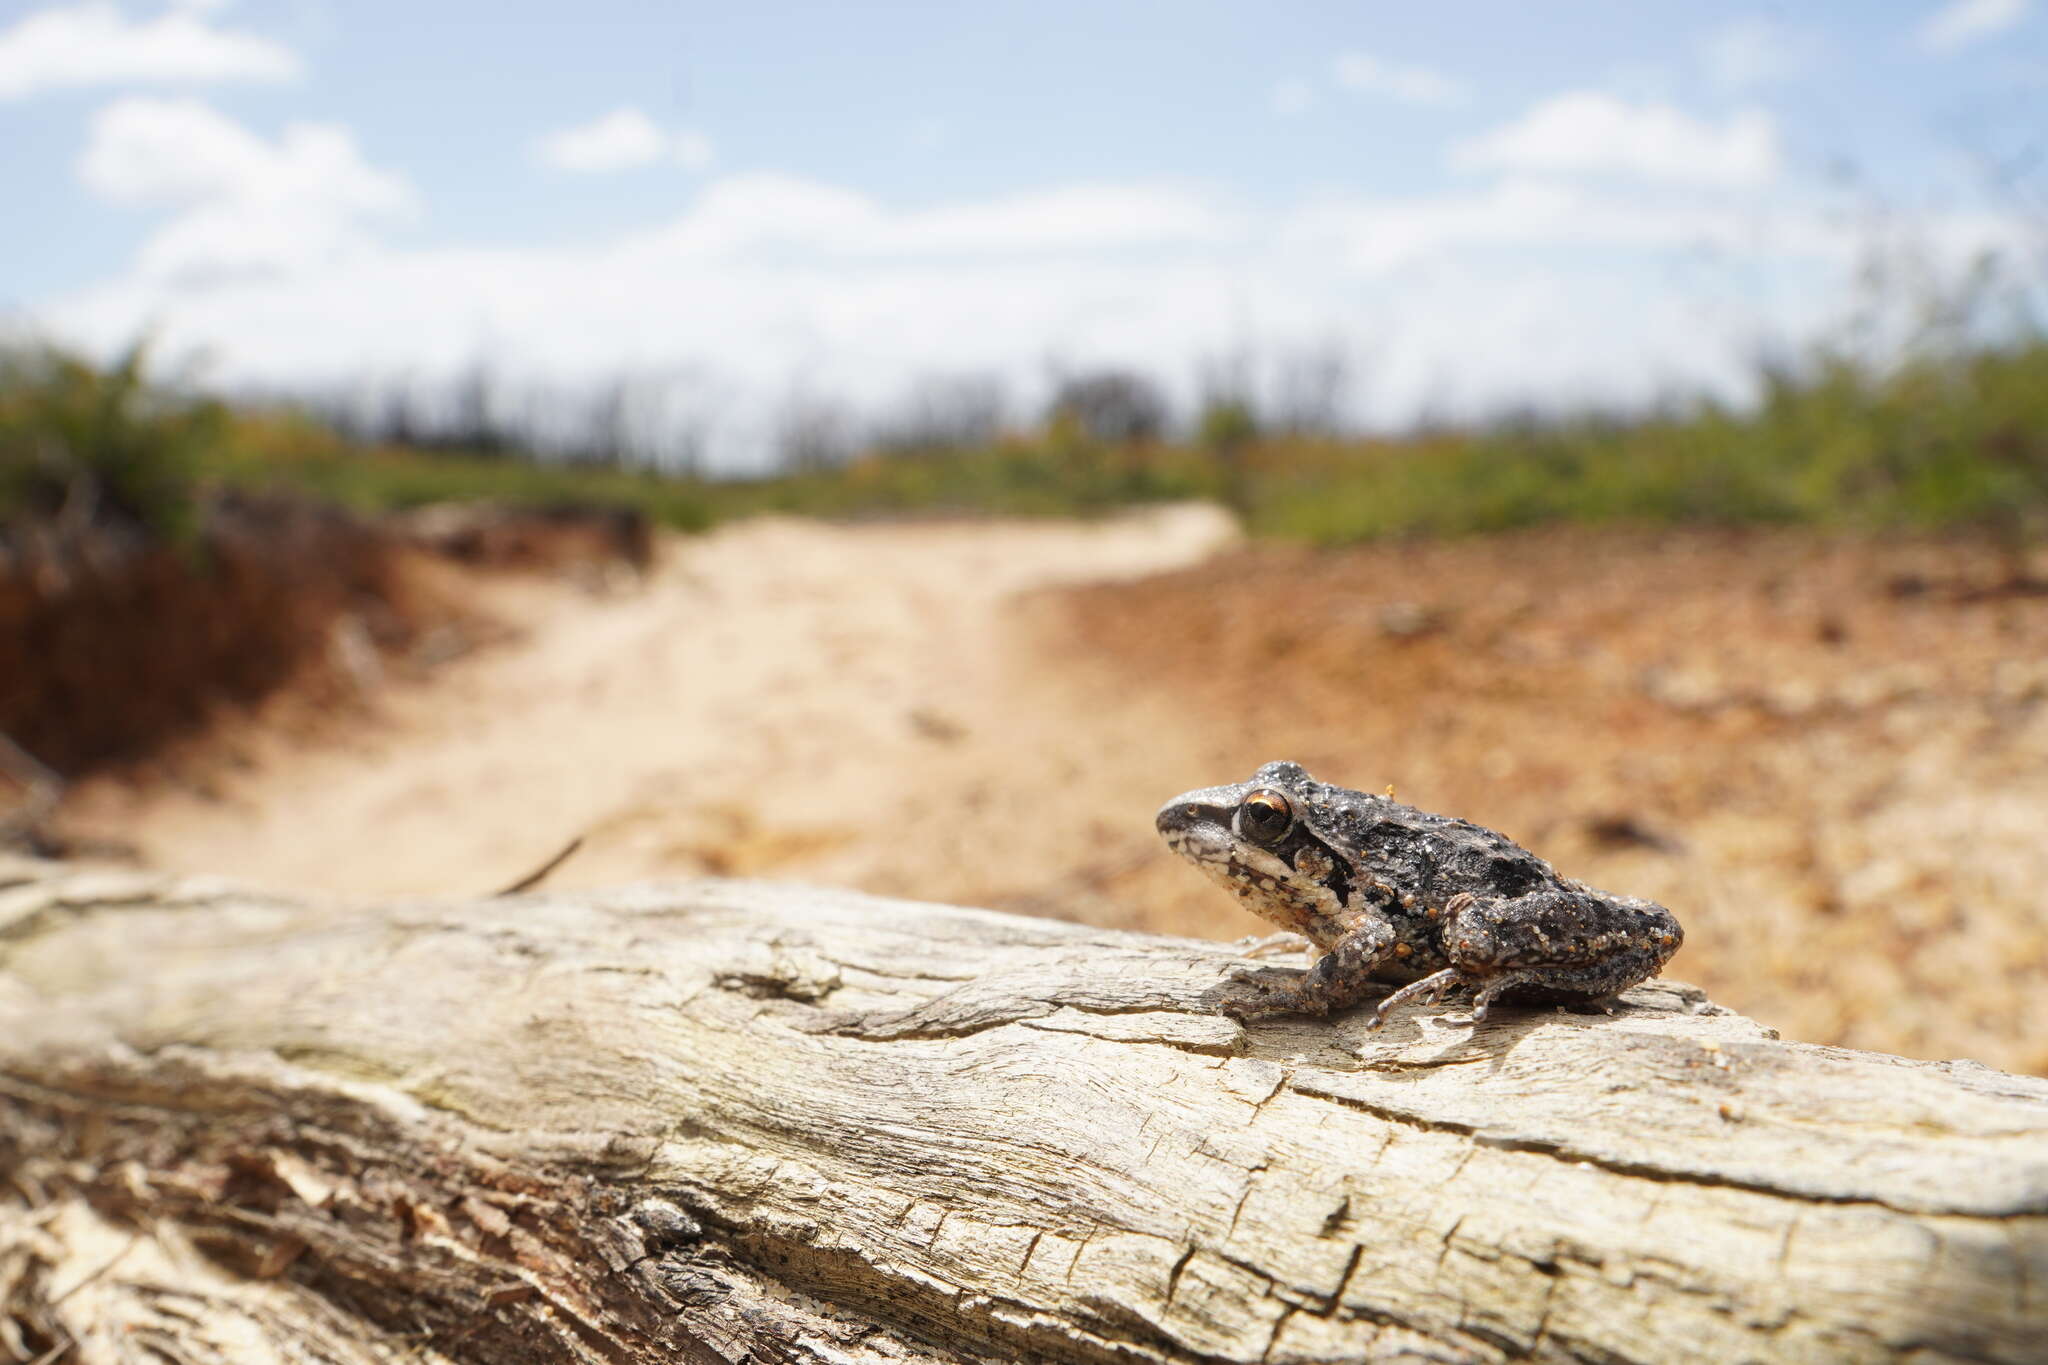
<box><xmin>1</xmin><ymin>860</ymin><xmax>2042</xmax><ymax>1363</ymax></box>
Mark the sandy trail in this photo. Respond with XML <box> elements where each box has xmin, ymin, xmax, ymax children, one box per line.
<box><xmin>76</xmin><ymin>505</ymin><xmax>1241</xmax><ymax>923</ymax></box>
<box><xmin>69</xmin><ymin>508</ymin><xmax>2048</xmax><ymax>1071</ymax></box>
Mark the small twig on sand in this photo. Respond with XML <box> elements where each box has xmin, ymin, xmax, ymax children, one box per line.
<box><xmin>494</xmin><ymin>836</ymin><xmax>585</xmax><ymax>896</ymax></box>
<box><xmin>0</xmin><ymin>731</ymin><xmax>63</xmax><ymax>847</ymax></box>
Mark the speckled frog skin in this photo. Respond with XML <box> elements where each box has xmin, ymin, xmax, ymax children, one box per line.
<box><xmin>1156</xmin><ymin>761</ymin><xmax>1683</xmax><ymax>1027</ymax></box>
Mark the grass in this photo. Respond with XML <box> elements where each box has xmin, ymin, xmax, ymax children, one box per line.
<box><xmin>1242</xmin><ymin>342</ymin><xmax>2048</xmax><ymax>544</ymax></box>
<box><xmin>4</xmin><ymin>337</ymin><xmax>2047</xmax><ymax>551</ymax></box>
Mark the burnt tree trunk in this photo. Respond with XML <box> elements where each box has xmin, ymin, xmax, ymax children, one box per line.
<box><xmin>0</xmin><ymin>859</ymin><xmax>2043</xmax><ymax>1363</ymax></box>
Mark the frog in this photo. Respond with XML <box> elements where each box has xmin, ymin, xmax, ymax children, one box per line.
<box><xmin>1154</xmin><ymin>761</ymin><xmax>1683</xmax><ymax>1028</ymax></box>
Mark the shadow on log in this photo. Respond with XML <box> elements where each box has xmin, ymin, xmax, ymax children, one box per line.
<box><xmin>0</xmin><ymin>860</ymin><xmax>2043</xmax><ymax>1363</ymax></box>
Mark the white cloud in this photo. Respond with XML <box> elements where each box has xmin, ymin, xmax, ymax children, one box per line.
<box><xmin>34</xmin><ymin>172</ymin><xmax>1256</xmax><ymax>463</ymax></box>
<box><xmin>1455</xmin><ymin>92</ymin><xmax>1781</xmax><ymax>187</ymax></box>
<box><xmin>1269</xmin><ymin>78</ymin><xmax>1312</xmax><ymax>117</ymax></box>
<box><xmin>1702</xmin><ymin>18</ymin><xmax>1814</xmax><ymax>88</ymax></box>
<box><xmin>1281</xmin><ymin>177</ymin><xmax>1849</xmax><ymax>277</ymax></box>
<box><xmin>534</xmin><ymin>108</ymin><xmax>717</xmax><ymax>174</ymax></box>
<box><xmin>1917</xmin><ymin>0</ymin><xmax>2031</xmax><ymax>51</ymax></box>
<box><xmin>642</xmin><ymin>175</ymin><xmax>1233</xmax><ymax>259</ymax></box>
<box><xmin>1332</xmin><ymin>51</ymin><xmax>1466</xmax><ymax>107</ymax></box>
<box><xmin>895</xmin><ymin>183</ymin><xmax>1234</xmax><ymax>254</ymax></box>
<box><xmin>32</xmin><ymin>162</ymin><xmax>2030</xmax><ymax>469</ymax></box>
<box><xmin>0</xmin><ymin>1</ymin><xmax>298</xmax><ymax>99</ymax></box>
<box><xmin>78</xmin><ymin>96</ymin><xmax>414</xmax><ymax>280</ymax></box>
<box><xmin>535</xmin><ymin>108</ymin><xmax>665</xmax><ymax>172</ymax></box>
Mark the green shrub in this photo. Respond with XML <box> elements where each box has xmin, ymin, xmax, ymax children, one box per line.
<box><xmin>0</xmin><ymin>342</ymin><xmax>226</xmax><ymax>542</ymax></box>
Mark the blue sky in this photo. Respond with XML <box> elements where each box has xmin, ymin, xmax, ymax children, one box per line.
<box><xmin>2</xmin><ymin>0</ymin><xmax>2043</xmax><ymax>466</ymax></box>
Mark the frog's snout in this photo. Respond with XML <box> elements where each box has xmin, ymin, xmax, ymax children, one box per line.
<box><xmin>1155</xmin><ymin>799</ymin><xmax>1192</xmax><ymax>838</ymax></box>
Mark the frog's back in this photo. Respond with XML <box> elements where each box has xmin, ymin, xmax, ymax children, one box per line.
<box><xmin>1272</xmin><ymin>766</ymin><xmax>1563</xmax><ymax>914</ymax></box>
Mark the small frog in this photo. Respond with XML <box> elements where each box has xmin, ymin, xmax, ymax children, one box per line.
<box><xmin>1156</xmin><ymin>761</ymin><xmax>1682</xmax><ymax>1028</ymax></box>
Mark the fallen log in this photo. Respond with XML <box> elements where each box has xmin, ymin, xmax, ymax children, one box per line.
<box><xmin>0</xmin><ymin>860</ymin><xmax>2042</xmax><ymax>1364</ymax></box>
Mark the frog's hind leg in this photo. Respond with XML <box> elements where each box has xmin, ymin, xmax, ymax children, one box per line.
<box><xmin>1367</xmin><ymin>967</ymin><xmax>1463</xmax><ymax>1030</ymax></box>
<box><xmin>1443</xmin><ymin>889</ymin><xmax>1681</xmax><ymax>1019</ymax></box>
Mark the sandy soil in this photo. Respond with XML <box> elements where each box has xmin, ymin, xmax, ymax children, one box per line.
<box><xmin>1051</xmin><ymin>528</ymin><xmax>2048</xmax><ymax>1074</ymax></box>
<box><xmin>69</xmin><ymin>505</ymin><xmax>1242</xmax><ymax>913</ymax></box>
<box><xmin>69</xmin><ymin>507</ymin><xmax>2048</xmax><ymax>1074</ymax></box>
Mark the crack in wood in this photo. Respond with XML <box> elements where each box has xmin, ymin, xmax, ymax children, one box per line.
<box><xmin>818</xmin><ymin>997</ymin><xmax>1218</xmax><ymax>1046</ymax></box>
<box><xmin>1162</xmin><ymin>1245</ymin><xmax>1197</xmax><ymax>1308</ymax></box>
<box><xmin>1257</xmin><ymin>1303</ymin><xmax>1296</xmax><ymax>1364</ymax></box>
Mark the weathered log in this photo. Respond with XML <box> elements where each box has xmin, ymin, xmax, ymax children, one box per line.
<box><xmin>0</xmin><ymin>860</ymin><xmax>2042</xmax><ymax>1364</ymax></box>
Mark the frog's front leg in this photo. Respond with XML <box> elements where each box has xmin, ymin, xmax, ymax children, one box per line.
<box><xmin>1214</xmin><ymin>917</ymin><xmax>1395</xmax><ymax>1020</ymax></box>
<box><xmin>1370</xmin><ymin>889</ymin><xmax>1682</xmax><ymax>1030</ymax></box>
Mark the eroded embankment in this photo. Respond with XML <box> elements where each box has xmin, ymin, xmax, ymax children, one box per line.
<box><xmin>0</xmin><ymin>495</ymin><xmax>429</xmax><ymax>777</ymax></box>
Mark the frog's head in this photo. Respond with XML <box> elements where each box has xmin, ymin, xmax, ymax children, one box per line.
<box><xmin>1155</xmin><ymin>761</ymin><xmax>1358</xmax><ymax>939</ymax></box>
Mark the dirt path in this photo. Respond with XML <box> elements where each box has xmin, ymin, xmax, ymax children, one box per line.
<box><xmin>67</xmin><ymin>508</ymin><xmax>2048</xmax><ymax>1073</ymax></box>
<box><xmin>72</xmin><ymin>506</ymin><xmax>1242</xmax><ymax>921</ymax></box>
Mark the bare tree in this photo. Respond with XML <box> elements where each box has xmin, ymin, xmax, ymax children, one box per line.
<box><xmin>646</xmin><ymin>366</ymin><xmax>723</xmax><ymax>477</ymax></box>
<box><xmin>870</xmin><ymin>372</ymin><xmax>1008</xmax><ymax>456</ymax></box>
<box><xmin>373</xmin><ymin>377</ymin><xmax>424</xmax><ymax>449</ymax></box>
<box><xmin>447</xmin><ymin>361</ymin><xmax>512</xmax><ymax>457</ymax></box>
<box><xmin>1192</xmin><ymin>347</ymin><xmax>1259</xmax><ymax>513</ymax></box>
<box><xmin>1046</xmin><ymin>367</ymin><xmax>1170</xmax><ymax>444</ymax></box>
<box><xmin>567</xmin><ymin>379</ymin><xmax>623</xmax><ymax>468</ymax></box>
<box><xmin>1268</xmin><ymin>337</ymin><xmax>1356</xmax><ymax>437</ymax></box>
<box><xmin>774</xmin><ymin>387</ymin><xmax>857</xmax><ymax>472</ymax></box>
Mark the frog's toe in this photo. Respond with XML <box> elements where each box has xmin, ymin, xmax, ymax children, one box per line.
<box><xmin>1366</xmin><ymin>967</ymin><xmax>1463</xmax><ymax>1030</ymax></box>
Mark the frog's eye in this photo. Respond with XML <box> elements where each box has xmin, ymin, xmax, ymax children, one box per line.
<box><xmin>1236</xmin><ymin>789</ymin><xmax>1294</xmax><ymax>843</ymax></box>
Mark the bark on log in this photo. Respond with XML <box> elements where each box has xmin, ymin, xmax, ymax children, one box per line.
<box><xmin>0</xmin><ymin>859</ymin><xmax>2043</xmax><ymax>1365</ymax></box>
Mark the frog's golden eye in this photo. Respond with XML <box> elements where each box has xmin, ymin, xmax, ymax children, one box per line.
<box><xmin>1236</xmin><ymin>789</ymin><xmax>1293</xmax><ymax>843</ymax></box>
